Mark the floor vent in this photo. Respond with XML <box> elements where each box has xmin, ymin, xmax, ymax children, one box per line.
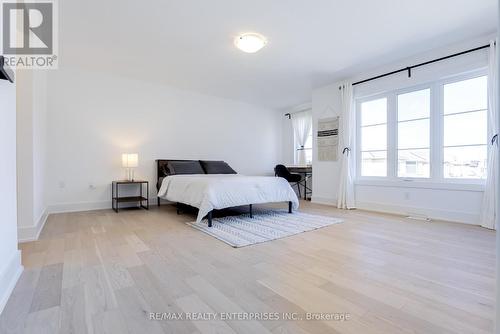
<box><xmin>406</xmin><ymin>215</ymin><xmax>431</xmax><ymax>222</ymax></box>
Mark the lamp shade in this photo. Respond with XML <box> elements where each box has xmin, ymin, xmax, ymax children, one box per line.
<box><xmin>122</xmin><ymin>153</ymin><xmax>138</xmax><ymax>168</ymax></box>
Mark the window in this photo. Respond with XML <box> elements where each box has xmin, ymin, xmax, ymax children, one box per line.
<box><xmin>357</xmin><ymin>72</ymin><xmax>488</xmax><ymax>184</ymax></box>
<box><xmin>294</xmin><ymin>128</ymin><xmax>313</xmax><ymax>164</ymax></box>
<box><xmin>360</xmin><ymin>98</ymin><xmax>387</xmax><ymax>176</ymax></box>
<box><xmin>292</xmin><ymin>111</ymin><xmax>313</xmax><ymax>165</ymax></box>
<box><xmin>443</xmin><ymin>76</ymin><xmax>488</xmax><ymax>179</ymax></box>
<box><xmin>397</xmin><ymin>89</ymin><xmax>430</xmax><ymax>178</ymax></box>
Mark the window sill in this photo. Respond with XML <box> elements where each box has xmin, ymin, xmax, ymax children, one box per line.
<box><xmin>355</xmin><ymin>179</ymin><xmax>485</xmax><ymax>192</ymax></box>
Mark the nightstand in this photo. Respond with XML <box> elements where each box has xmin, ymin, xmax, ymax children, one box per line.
<box><xmin>112</xmin><ymin>180</ymin><xmax>149</xmax><ymax>212</ymax></box>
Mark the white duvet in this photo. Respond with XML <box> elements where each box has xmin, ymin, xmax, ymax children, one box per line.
<box><xmin>157</xmin><ymin>174</ymin><xmax>299</xmax><ymax>223</ymax></box>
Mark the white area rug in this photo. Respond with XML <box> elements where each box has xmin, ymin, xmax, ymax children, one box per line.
<box><xmin>186</xmin><ymin>210</ymin><xmax>343</xmax><ymax>247</ymax></box>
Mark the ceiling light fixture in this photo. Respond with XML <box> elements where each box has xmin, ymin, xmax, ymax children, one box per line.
<box><xmin>234</xmin><ymin>33</ymin><xmax>267</xmax><ymax>53</ymax></box>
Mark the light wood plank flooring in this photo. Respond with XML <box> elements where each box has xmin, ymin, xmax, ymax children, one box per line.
<box><xmin>0</xmin><ymin>201</ymin><xmax>496</xmax><ymax>334</ymax></box>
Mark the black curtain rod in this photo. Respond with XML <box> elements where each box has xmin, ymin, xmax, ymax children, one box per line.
<box><xmin>350</xmin><ymin>43</ymin><xmax>491</xmax><ymax>87</ymax></box>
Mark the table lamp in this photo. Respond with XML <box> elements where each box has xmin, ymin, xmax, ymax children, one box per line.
<box><xmin>122</xmin><ymin>153</ymin><xmax>138</xmax><ymax>181</ymax></box>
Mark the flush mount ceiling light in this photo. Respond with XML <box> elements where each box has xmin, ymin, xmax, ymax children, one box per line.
<box><xmin>234</xmin><ymin>33</ymin><xmax>267</xmax><ymax>53</ymax></box>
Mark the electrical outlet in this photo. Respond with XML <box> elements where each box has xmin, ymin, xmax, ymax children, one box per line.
<box><xmin>58</xmin><ymin>181</ymin><xmax>65</xmax><ymax>189</ymax></box>
<box><xmin>89</xmin><ymin>183</ymin><xmax>96</xmax><ymax>190</ymax></box>
<box><xmin>404</xmin><ymin>192</ymin><xmax>410</xmax><ymax>200</ymax></box>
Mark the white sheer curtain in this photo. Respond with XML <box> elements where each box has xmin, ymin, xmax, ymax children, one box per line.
<box><xmin>481</xmin><ymin>40</ymin><xmax>498</xmax><ymax>230</ymax></box>
<box><xmin>291</xmin><ymin>110</ymin><xmax>312</xmax><ymax>165</ymax></box>
<box><xmin>337</xmin><ymin>82</ymin><xmax>356</xmax><ymax>209</ymax></box>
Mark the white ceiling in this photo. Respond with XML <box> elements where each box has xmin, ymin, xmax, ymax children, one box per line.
<box><xmin>60</xmin><ymin>0</ymin><xmax>497</xmax><ymax>110</ymax></box>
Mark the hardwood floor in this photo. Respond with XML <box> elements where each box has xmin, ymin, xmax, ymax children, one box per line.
<box><xmin>0</xmin><ymin>201</ymin><xmax>496</xmax><ymax>334</ymax></box>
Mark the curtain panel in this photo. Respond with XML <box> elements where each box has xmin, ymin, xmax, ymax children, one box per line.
<box><xmin>480</xmin><ymin>40</ymin><xmax>498</xmax><ymax>230</ymax></box>
<box><xmin>291</xmin><ymin>110</ymin><xmax>312</xmax><ymax>165</ymax></box>
<box><xmin>337</xmin><ymin>82</ymin><xmax>356</xmax><ymax>209</ymax></box>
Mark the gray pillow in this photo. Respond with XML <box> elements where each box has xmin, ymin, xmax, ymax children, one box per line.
<box><xmin>167</xmin><ymin>161</ymin><xmax>205</xmax><ymax>175</ymax></box>
<box><xmin>200</xmin><ymin>161</ymin><xmax>237</xmax><ymax>174</ymax></box>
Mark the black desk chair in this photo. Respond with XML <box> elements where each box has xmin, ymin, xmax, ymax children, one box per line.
<box><xmin>274</xmin><ymin>164</ymin><xmax>302</xmax><ymax>198</ymax></box>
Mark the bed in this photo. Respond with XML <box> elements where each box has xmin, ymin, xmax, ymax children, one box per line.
<box><xmin>156</xmin><ymin>159</ymin><xmax>299</xmax><ymax>227</ymax></box>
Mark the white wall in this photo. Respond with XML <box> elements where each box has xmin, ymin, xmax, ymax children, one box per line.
<box><xmin>281</xmin><ymin>117</ymin><xmax>295</xmax><ymax>165</ymax></box>
<box><xmin>16</xmin><ymin>71</ymin><xmax>35</xmax><ymax>236</ymax></box>
<box><xmin>311</xmin><ymin>85</ymin><xmax>342</xmax><ymax>205</ymax></box>
<box><xmin>45</xmin><ymin>68</ymin><xmax>282</xmax><ymax>212</ymax></box>
<box><xmin>16</xmin><ymin>71</ymin><xmax>48</xmax><ymax>242</ymax></box>
<box><xmin>0</xmin><ymin>76</ymin><xmax>23</xmax><ymax>314</ymax></box>
<box><xmin>32</xmin><ymin>72</ymin><xmax>48</xmax><ymax>229</ymax></box>
<box><xmin>310</xmin><ymin>36</ymin><xmax>493</xmax><ymax>224</ymax></box>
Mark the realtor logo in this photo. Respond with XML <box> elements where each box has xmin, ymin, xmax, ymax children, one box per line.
<box><xmin>1</xmin><ymin>0</ymin><xmax>58</xmax><ymax>69</ymax></box>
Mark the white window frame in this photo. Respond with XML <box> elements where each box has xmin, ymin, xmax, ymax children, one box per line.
<box><xmin>355</xmin><ymin>68</ymin><xmax>488</xmax><ymax>191</ymax></box>
<box><xmin>395</xmin><ymin>84</ymin><xmax>433</xmax><ymax>180</ymax></box>
<box><xmin>357</xmin><ymin>93</ymin><xmax>390</xmax><ymax>179</ymax></box>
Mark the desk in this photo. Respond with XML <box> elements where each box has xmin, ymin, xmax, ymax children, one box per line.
<box><xmin>285</xmin><ymin>165</ymin><xmax>312</xmax><ymax>200</ymax></box>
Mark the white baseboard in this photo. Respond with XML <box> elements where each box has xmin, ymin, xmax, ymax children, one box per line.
<box><xmin>310</xmin><ymin>196</ymin><xmax>478</xmax><ymax>225</ymax></box>
<box><xmin>18</xmin><ymin>209</ymin><xmax>48</xmax><ymax>243</ymax></box>
<box><xmin>356</xmin><ymin>201</ymin><xmax>479</xmax><ymax>225</ymax></box>
<box><xmin>0</xmin><ymin>250</ymin><xmax>23</xmax><ymax>315</ymax></box>
<box><xmin>20</xmin><ymin>198</ymin><xmax>162</xmax><ymax>242</ymax></box>
<box><xmin>311</xmin><ymin>196</ymin><xmax>338</xmax><ymax>207</ymax></box>
<box><xmin>19</xmin><ymin>201</ymin><xmax>112</xmax><ymax>243</ymax></box>
<box><xmin>47</xmin><ymin>198</ymin><xmax>163</xmax><ymax>214</ymax></box>
<box><xmin>47</xmin><ymin>200</ymin><xmax>111</xmax><ymax>214</ymax></box>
